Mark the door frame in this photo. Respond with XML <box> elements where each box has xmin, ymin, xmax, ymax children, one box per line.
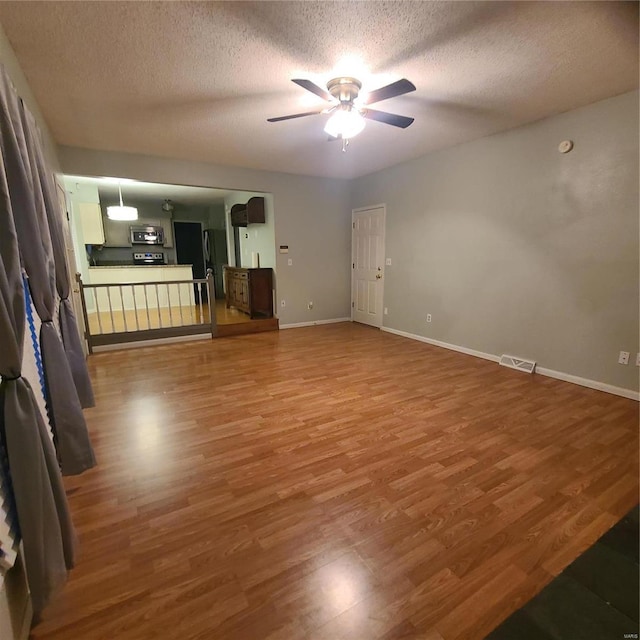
<box><xmin>351</xmin><ymin>203</ymin><xmax>386</xmax><ymax>326</ymax></box>
<box><xmin>55</xmin><ymin>177</ymin><xmax>90</xmax><ymax>356</ymax></box>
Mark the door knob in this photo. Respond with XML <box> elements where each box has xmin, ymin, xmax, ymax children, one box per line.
<box><xmin>376</xmin><ymin>273</ymin><xmax>382</xmax><ymax>280</ymax></box>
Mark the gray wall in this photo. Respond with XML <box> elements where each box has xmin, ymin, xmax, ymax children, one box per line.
<box><xmin>58</xmin><ymin>146</ymin><xmax>353</xmax><ymax>325</ymax></box>
<box><xmin>224</xmin><ymin>190</ymin><xmax>276</xmax><ymax>270</ymax></box>
<box><xmin>351</xmin><ymin>90</ymin><xmax>639</xmax><ymax>393</ymax></box>
<box><xmin>207</xmin><ymin>204</ymin><xmax>226</xmax><ymax>230</ymax></box>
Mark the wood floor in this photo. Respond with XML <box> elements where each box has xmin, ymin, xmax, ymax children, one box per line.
<box><xmin>33</xmin><ymin>323</ymin><xmax>639</xmax><ymax>640</ymax></box>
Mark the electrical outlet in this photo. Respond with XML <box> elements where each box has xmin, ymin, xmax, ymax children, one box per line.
<box><xmin>307</xmin><ymin>301</ymin><xmax>313</xmax><ymax>310</ymax></box>
<box><xmin>618</xmin><ymin>351</ymin><xmax>630</xmax><ymax>365</ymax></box>
<box><xmin>636</xmin><ymin>352</ymin><xmax>640</xmax><ymax>367</ymax></box>
<box><xmin>385</xmin><ymin>258</ymin><xmax>392</xmax><ymax>266</ymax></box>
<box><xmin>281</xmin><ymin>299</ymin><xmax>286</xmax><ymax>307</ymax></box>
<box><xmin>384</xmin><ymin>307</ymin><xmax>388</xmax><ymax>315</ymax></box>
<box><xmin>426</xmin><ymin>314</ymin><xmax>432</xmax><ymax>323</ymax></box>
<box><xmin>287</xmin><ymin>258</ymin><xmax>293</xmax><ymax>266</ymax></box>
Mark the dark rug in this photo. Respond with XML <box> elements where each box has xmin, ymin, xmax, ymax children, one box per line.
<box><xmin>486</xmin><ymin>505</ymin><xmax>639</xmax><ymax>640</ymax></box>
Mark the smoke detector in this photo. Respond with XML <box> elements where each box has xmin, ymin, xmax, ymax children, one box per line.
<box><xmin>162</xmin><ymin>199</ymin><xmax>174</xmax><ymax>213</ymax></box>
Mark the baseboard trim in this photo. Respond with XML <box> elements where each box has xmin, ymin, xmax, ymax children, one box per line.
<box><xmin>92</xmin><ymin>333</ymin><xmax>211</xmax><ymax>352</ymax></box>
<box><xmin>280</xmin><ymin>318</ymin><xmax>351</xmax><ymax>329</ymax></box>
<box><xmin>381</xmin><ymin>327</ymin><xmax>639</xmax><ymax>401</ymax></box>
<box><xmin>381</xmin><ymin>327</ymin><xmax>500</xmax><ymax>364</ymax></box>
<box><xmin>535</xmin><ymin>366</ymin><xmax>640</xmax><ymax>401</ymax></box>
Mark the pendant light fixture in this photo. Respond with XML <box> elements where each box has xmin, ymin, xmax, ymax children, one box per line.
<box><xmin>106</xmin><ymin>183</ymin><xmax>138</xmax><ymax>221</ymax></box>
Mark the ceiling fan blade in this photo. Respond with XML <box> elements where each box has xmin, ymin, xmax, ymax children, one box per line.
<box><xmin>267</xmin><ymin>110</ymin><xmax>323</xmax><ymax>122</ymax></box>
<box><xmin>291</xmin><ymin>78</ymin><xmax>333</xmax><ymax>102</ymax></box>
<box><xmin>363</xmin><ymin>108</ymin><xmax>414</xmax><ymax>128</ymax></box>
<box><xmin>364</xmin><ymin>79</ymin><xmax>416</xmax><ymax>105</ymax></box>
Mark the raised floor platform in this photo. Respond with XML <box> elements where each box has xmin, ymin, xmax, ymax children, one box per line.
<box><xmin>216</xmin><ymin>316</ymin><xmax>279</xmax><ymax>337</ymax></box>
<box><xmin>215</xmin><ymin>299</ymin><xmax>279</xmax><ymax>336</ymax></box>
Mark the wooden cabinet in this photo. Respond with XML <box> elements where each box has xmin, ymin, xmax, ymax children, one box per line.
<box><xmin>224</xmin><ymin>267</ymin><xmax>273</xmax><ymax>319</ymax></box>
<box><xmin>230</xmin><ymin>197</ymin><xmax>265</xmax><ymax>227</ymax></box>
<box><xmin>78</xmin><ymin>202</ymin><xmax>105</xmax><ymax>245</ymax></box>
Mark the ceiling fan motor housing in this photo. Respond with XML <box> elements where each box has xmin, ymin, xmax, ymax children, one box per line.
<box><xmin>327</xmin><ymin>77</ymin><xmax>362</xmax><ymax>104</ymax></box>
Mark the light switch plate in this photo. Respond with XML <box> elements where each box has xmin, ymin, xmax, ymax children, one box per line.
<box><xmin>385</xmin><ymin>258</ymin><xmax>392</xmax><ymax>266</ymax></box>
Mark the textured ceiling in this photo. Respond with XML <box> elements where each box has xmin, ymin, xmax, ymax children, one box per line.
<box><xmin>1</xmin><ymin>1</ymin><xmax>637</xmax><ymax>179</ymax></box>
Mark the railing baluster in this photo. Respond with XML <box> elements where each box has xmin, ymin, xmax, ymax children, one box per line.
<box><xmin>167</xmin><ymin>283</ymin><xmax>174</xmax><ymax>327</ymax></box>
<box><xmin>76</xmin><ymin>273</ymin><xmax>94</xmax><ymax>354</ymax></box>
<box><xmin>131</xmin><ymin>284</ymin><xmax>140</xmax><ymax>331</ymax></box>
<box><xmin>143</xmin><ymin>284</ymin><xmax>151</xmax><ymax>330</ymax></box>
<box><xmin>188</xmin><ymin>280</ymin><xmax>195</xmax><ymax>325</ymax></box>
<box><xmin>199</xmin><ymin>282</ymin><xmax>204</xmax><ymax>325</ymax></box>
<box><xmin>107</xmin><ymin>286</ymin><xmax>116</xmax><ymax>333</ymax></box>
<box><xmin>155</xmin><ymin>283</ymin><xmax>162</xmax><ymax>328</ymax></box>
<box><xmin>94</xmin><ymin>286</ymin><xmax>104</xmax><ymax>335</ymax></box>
<box><xmin>177</xmin><ymin>281</ymin><xmax>185</xmax><ymax>326</ymax></box>
<box><xmin>207</xmin><ymin>270</ymin><xmax>217</xmax><ymax>336</ymax></box>
<box><xmin>119</xmin><ymin>286</ymin><xmax>128</xmax><ymax>332</ymax></box>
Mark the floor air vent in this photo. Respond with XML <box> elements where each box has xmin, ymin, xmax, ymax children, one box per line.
<box><xmin>499</xmin><ymin>354</ymin><xmax>536</xmax><ymax>374</ymax></box>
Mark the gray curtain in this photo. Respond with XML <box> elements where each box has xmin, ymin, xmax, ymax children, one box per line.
<box><xmin>23</xmin><ymin>109</ymin><xmax>94</xmax><ymax>409</ymax></box>
<box><xmin>0</xmin><ymin>144</ymin><xmax>76</xmax><ymax>616</ymax></box>
<box><xmin>0</xmin><ymin>67</ymin><xmax>95</xmax><ymax>476</ymax></box>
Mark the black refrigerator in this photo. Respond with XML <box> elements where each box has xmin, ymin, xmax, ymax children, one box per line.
<box><xmin>174</xmin><ymin>221</ymin><xmax>207</xmax><ymax>301</ymax></box>
<box><xmin>203</xmin><ymin>228</ymin><xmax>229</xmax><ymax>299</ymax></box>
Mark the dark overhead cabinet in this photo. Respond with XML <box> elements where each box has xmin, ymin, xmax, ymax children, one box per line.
<box><xmin>230</xmin><ymin>196</ymin><xmax>265</xmax><ymax>227</ymax></box>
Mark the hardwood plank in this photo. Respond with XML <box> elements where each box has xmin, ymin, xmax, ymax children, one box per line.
<box><xmin>32</xmin><ymin>323</ymin><xmax>639</xmax><ymax>639</ymax></box>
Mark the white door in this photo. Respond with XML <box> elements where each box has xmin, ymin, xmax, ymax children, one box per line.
<box><xmin>352</xmin><ymin>205</ymin><xmax>385</xmax><ymax>327</ymax></box>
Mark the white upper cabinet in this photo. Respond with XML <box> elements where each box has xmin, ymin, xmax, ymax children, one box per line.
<box><xmin>77</xmin><ymin>202</ymin><xmax>105</xmax><ymax>245</ymax></box>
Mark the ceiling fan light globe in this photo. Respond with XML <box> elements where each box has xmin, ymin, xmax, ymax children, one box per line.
<box><xmin>107</xmin><ymin>205</ymin><xmax>139</xmax><ymax>221</ymax></box>
<box><xmin>324</xmin><ymin>108</ymin><xmax>365</xmax><ymax>139</ymax></box>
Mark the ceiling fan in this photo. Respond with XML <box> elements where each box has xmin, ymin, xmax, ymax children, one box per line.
<box><xmin>267</xmin><ymin>77</ymin><xmax>416</xmax><ymax>148</ymax></box>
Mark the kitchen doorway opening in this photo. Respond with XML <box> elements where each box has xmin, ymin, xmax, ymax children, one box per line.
<box><xmin>62</xmin><ymin>175</ymin><xmax>278</xmax><ymax>350</ymax></box>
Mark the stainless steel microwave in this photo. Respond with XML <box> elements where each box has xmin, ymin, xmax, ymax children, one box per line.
<box><xmin>130</xmin><ymin>225</ymin><xmax>165</xmax><ymax>245</ymax></box>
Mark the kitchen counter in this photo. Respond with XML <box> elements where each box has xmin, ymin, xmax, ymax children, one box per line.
<box><xmin>84</xmin><ymin>264</ymin><xmax>196</xmax><ymax>314</ymax></box>
<box><xmin>87</xmin><ymin>265</ymin><xmax>194</xmax><ymax>283</ymax></box>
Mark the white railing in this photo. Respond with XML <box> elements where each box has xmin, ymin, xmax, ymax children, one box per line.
<box><xmin>77</xmin><ymin>270</ymin><xmax>216</xmax><ymax>351</ymax></box>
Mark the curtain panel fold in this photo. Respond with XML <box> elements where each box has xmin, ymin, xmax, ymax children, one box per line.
<box><xmin>0</xmin><ymin>67</ymin><xmax>95</xmax><ymax>476</ymax></box>
<box><xmin>0</xmin><ymin>145</ymin><xmax>76</xmax><ymax>617</ymax></box>
<box><xmin>0</xmin><ymin>62</ymin><xmax>99</xmax><ymax>617</ymax></box>
<box><xmin>23</xmin><ymin>109</ymin><xmax>94</xmax><ymax>409</ymax></box>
